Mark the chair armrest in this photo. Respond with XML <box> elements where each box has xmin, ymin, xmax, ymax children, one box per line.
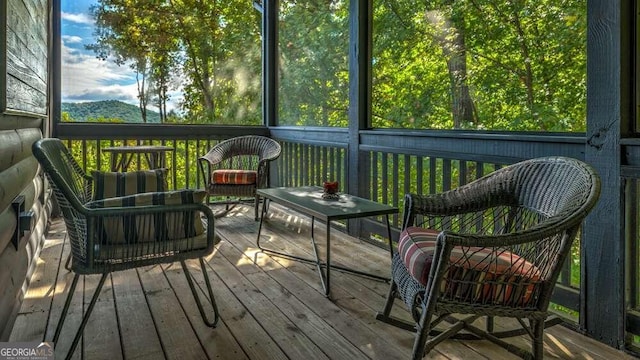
<box><xmin>199</xmin><ymin>145</ymin><xmax>228</xmax><ymax>166</ymax></box>
<box><xmin>259</xmin><ymin>145</ymin><xmax>281</xmax><ymax>162</ymax></box>
<box><xmin>84</xmin><ymin>189</ymin><xmax>210</xmax><ymax>216</ymax></box>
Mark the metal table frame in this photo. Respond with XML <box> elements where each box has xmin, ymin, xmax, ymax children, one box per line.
<box><xmin>256</xmin><ymin>186</ymin><xmax>398</xmax><ymax>297</ymax></box>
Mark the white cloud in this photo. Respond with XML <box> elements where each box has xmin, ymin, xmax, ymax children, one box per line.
<box><xmin>61</xmin><ymin>43</ymin><xmax>181</xmax><ymax>112</ymax></box>
<box><xmin>62</xmin><ymin>44</ymin><xmax>137</xmax><ymax>102</ymax></box>
<box><xmin>61</xmin><ymin>11</ymin><xmax>94</xmax><ymax>25</ymax></box>
<box><xmin>62</xmin><ymin>35</ymin><xmax>83</xmax><ymax>44</ymax></box>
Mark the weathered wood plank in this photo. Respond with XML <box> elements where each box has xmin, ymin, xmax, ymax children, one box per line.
<box><xmin>549</xmin><ymin>325</ymin><xmax>637</xmax><ymax>359</ymax></box>
<box><xmin>136</xmin><ymin>265</ymin><xmax>208</xmax><ymax>360</ymax></box>
<box><xmin>212</xmin><ymin>242</ymin><xmax>332</xmax><ymax>359</ymax></box>
<box><xmin>219</xmin><ymin>206</ymin><xmax>524</xmax><ymax>360</ymax></box>
<box><xmin>5</xmin><ymin>75</ymin><xmax>47</xmax><ymax>115</ymax></box>
<box><xmin>162</xmin><ymin>262</ymin><xmax>249</xmax><ymax>360</ymax></box>
<box><xmin>44</xmin><ymin>237</ymin><xmax>82</xmax><ymax>360</ymax></box>
<box><xmin>4</xmin><ymin>0</ymin><xmax>47</xmax><ymax>115</ymax></box>
<box><xmin>232</xmin><ymin>212</ymin><xmax>474</xmax><ymax>360</ymax></box>
<box><xmin>110</xmin><ymin>269</ymin><xmax>164</xmax><ymax>360</ymax></box>
<box><xmin>215</xmin><ymin>208</ymin><xmax>413</xmax><ymax>359</ymax></box>
<box><xmin>180</xmin><ymin>250</ymin><xmax>289</xmax><ymax>360</ymax></box>
<box><xmin>9</xmin><ymin>223</ymin><xmax>66</xmax><ymax>342</ymax></box>
<box><xmin>81</xmin><ymin>273</ymin><xmax>123</xmax><ymax>360</ymax></box>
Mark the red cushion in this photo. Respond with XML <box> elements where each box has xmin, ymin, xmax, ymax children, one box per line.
<box><xmin>398</xmin><ymin>226</ymin><xmax>540</xmax><ymax>305</ymax></box>
<box><xmin>212</xmin><ymin>170</ymin><xmax>257</xmax><ymax>185</ymax></box>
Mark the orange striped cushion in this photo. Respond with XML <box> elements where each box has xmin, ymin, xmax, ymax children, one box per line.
<box><xmin>212</xmin><ymin>170</ymin><xmax>257</xmax><ymax>185</ymax></box>
<box><xmin>398</xmin><ymin>226</ymin><xmax>540</xmax><ymax>305</ymax></box>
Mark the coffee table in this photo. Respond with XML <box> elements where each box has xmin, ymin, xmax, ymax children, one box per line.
<box><xmin>256</xmin><ymin>186</ymin><xmax>398</xmax><ymax>297</ymax></box>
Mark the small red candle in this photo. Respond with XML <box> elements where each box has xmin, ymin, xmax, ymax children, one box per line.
<box><xmin>323</xmin><ymin>181</ymin><xmax>339</xmax><ymax>194</ymax></box>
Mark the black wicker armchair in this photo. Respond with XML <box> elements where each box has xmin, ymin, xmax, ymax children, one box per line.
<box><xmin>376</xmin><ymin>156</ymin><xmax>600</xmax><ymax>359</ymax></box>
<box><xmin>33</xmin><ymin>138</ymin><xmax>219</xmax><ymax>360</ymax></box>
<box><xmin>198</xmin><ymin>135</ymin><xmax>281</xmax><ymax>220</ymax></box>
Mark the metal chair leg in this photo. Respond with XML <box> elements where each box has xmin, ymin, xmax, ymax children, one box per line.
<box><xmin>254</xmin><ymin>195</ymin><xmax>259</xmax><ymax>221</ymax></box>
<box><xmin>54</xmin><ymin>273</ymin><xmax>108</xmax><ymax>360</ymax></box>
<box><xmin>181</xmin><ymin>258</ymin><xmax>219</xmax><ymax>327</ymax></box>
<box><xmin>53</xmin><ymin>274</ymin><xmax>80</xmax><ymax>345</ymax></box>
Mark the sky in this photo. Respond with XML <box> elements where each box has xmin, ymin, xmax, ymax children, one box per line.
<box><xmin>61</xmin><ymin>0</ymin><xmax>181</xmax><ymax>111</ymax></box>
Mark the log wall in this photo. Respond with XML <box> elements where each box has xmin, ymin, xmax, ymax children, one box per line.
<box><xmin>0</xmin><ymin>0</ymin><xmax>50</xmax><ymax>339</ymax></box>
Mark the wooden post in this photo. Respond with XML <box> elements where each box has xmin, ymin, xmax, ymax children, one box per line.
<box><xmin>51</xmin><ymin>0</ymin><xmax>61</xmax><ymax>137</ymax></box>
<box><xmin>263</xmin><ymin>0</ymin><xmax>277</xmax><ymax>129</ymax></box>
<box><xmin>347</xmin><ymin>0</ymin><xmax>371</xmax><ymax>237</ymax></box>
<box><xmin>582</xmin><ymin>0</ymin><xmax>629</xmax><ymax>348</ymax></box>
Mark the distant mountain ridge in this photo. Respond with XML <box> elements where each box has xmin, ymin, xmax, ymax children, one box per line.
<box><xmin>62</xmin><ymin>100</ymin><xmax>161</xmax><ymax>123</ymax></box>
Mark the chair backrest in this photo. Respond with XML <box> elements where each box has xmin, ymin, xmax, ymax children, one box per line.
<box><xmin>33</xmin><ymin>138</ymin><xmax>92</xmax><ymax>259</ymax></box>
<box><xmin>495</xmin><ymin>157</ymin><xmax>598</xmax><ymax>222</ymax></box>
<box><xmin>33</xmin><ymin>138</ymin><xmax>92</xmax><ymax>206</ymax></box>
<box><xmin>410</xmin><ymin>157</ymin><xmax>600</xmax><ymax>236</ymax></box>
<box><xmin>201</xmin><ymin>135</ymin><xmax>281</xmax><ymax>167</ymax></box>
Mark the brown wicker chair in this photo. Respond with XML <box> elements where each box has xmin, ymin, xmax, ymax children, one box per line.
<box><xmin>33</xmin><ymin>138</ymin><xmax>219</xmax><ymax>360</ymax></box>
<box><xmin>376</xmin><ymin>156</ymin><xmax>600</xmax><ymax>359</ymax></box>
<box><xmin>198</xmin><ymin>135</ymin><xmax>281</xmax><ymax>220</ymax></box>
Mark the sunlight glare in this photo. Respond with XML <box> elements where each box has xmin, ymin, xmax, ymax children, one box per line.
<box><xmin>546</xmin><ymin>333</ymin><xmax>588</xmax><ymax>359</ymax></box>
<box><xmin>24</xmin><ymin>284</ymin><xmax>55</xmax><ymax>300</ymax></box>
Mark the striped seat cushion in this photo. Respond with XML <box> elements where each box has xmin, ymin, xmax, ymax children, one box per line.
<box><xmin>212</xmin><ymin>169</ymin><xmax>257</xmax><ymax>185</ymax></box>
<box><xmin>92</xmin><ymin>169</ymin><xmax>168</xmax><ymax>200</ymax></box>
<box><xmin>87</xmin><ymin>190</ymin><xmax>206</xmax><ymax>244</ymax></box>
<box><xmin>398</xmin><ymin>226</ymin><xmax>541</xmax><ymax>305</ymax></box>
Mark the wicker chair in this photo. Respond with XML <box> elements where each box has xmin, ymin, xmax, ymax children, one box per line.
<box><xmin>33</xmin><ymin>138</ymin><xmax>219</xmax><ymax>360</ymax></box>
<box><xmin>199</xmin><ymin>135</ymin><xmax>281</xmax><ymax>220</ymax></box>
<box><xmin>376</xmin><ymin>156</ymin><xmax>600</xmax><ymax>359</ymax></box>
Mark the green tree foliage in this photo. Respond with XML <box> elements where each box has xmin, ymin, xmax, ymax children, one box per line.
<box><xmin>278</xmin><ymin>0</ymin><xmax>350</xmax><ymax>126</ymax></box>
<box><xmin>372</xmin><ymin>0</ymin><xmax>587</xmax><ymax>131</ymax></box>
<box><xmin>86</xmin><ymin>0</ymin><xmax>586</xmax><ymax>131</ymax></box>
<box><xmin>89</xmin><ymin>0</ymin><xmax>262</xmax><ymax>124</ymax></box>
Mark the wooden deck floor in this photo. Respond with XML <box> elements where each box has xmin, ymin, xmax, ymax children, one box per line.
<box><xmin>9</xmin><ymin>203</ymin><xmax>637</xmax><ymax>360</ymax></box>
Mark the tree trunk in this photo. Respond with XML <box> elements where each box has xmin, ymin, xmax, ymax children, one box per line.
<box><xmin>136</xmin><ymin>68</ymin><xmax>148</xmax><ymax>123</ymax></box>
<box><xmin>425</xmin><ymin>10</ymin><xmax>477</xmax><ymax>128</ymax></box>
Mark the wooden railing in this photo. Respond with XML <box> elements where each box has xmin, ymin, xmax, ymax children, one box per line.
<box><xmin>58</xmin><ymin>123</ymin><xmax>586</xmax><ymax>317</ymax></box>
<box><xmin>56</xmin><ymin>123</ymin><xmax>269</xmax><ymax>190</ymax></box>
<box><xmin>271</xmin><ymin>126</ymin><xmax>586</xmax><ymax>318</ymax></box>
